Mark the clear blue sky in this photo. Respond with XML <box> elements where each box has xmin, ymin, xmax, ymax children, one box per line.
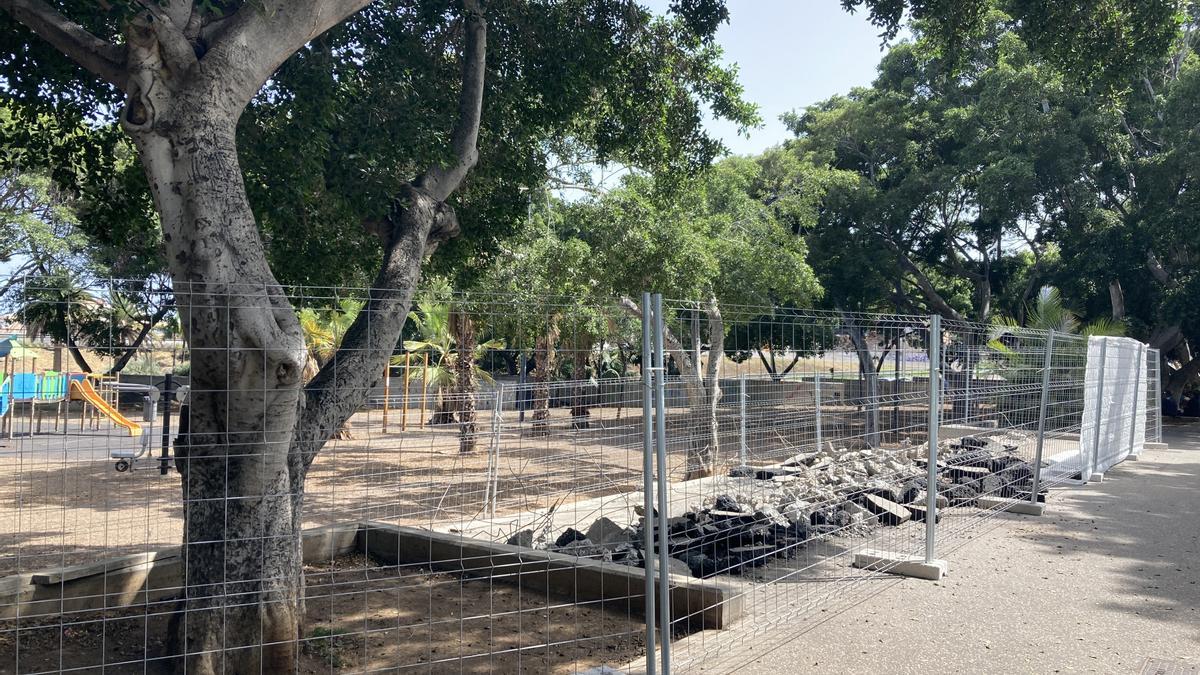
<box><xmin>644</xmin><ymin>0</ymin><xmax>893</xmax><ymax>156</ymax></box>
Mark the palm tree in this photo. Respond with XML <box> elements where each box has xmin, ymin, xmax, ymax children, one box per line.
<box><xmin>398</xmin><ymin>283</ymin><xmax>503</xmax><ymax>446</ymax></box>
<box><xmin>529</xmin><ymin>315</ymin><xmax>561</xmax><ymax>436</ymax></box>
<box><xmin>18</xmin><ymin>274</ymin><xmax>98</xmax><ymax>372</ymax></box>
<box><xmin>987</xmin><ymin>287</ymin><xmax>1124</xmax><ymax>428</ymax></box>
<box><xmin>994</xmin><ymin>287</ymin><xmax>1124</xmax><ymax>338</ymax></box>
<box><xmin>298</xmin><ymin>298</ymin><xmax>363</xmax><ymax>439</ymax></box>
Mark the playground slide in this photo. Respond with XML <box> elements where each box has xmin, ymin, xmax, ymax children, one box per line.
<box><xmin>69</xmin><ymin>379</ymin><xmax>142</xmax><ymax>437</ymax></box>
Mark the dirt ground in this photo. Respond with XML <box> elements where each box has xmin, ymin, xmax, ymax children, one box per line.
<box><xmin>0</xmin><ymin>553</ymin><xmax>645</xmax><ymax>674</ymax></box>
<box><xmin>0</xmin><ymin>404</ymin><xmax>677</xmax><ymax>577</ymax></box>
<box><xmin>0</xmin><ymin>397</ymin><xmax>878</xmax><ymax>577</ymax></box>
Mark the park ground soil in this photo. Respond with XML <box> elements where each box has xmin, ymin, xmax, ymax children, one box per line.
<box><xmin>690</xmin><ymin>422</ymin><xmax>1200</xmax><ymax>674</ymax></box>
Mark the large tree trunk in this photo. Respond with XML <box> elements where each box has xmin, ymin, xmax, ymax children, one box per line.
<box><xmin>134</xmin><ymin>107</ymin><xmax>310</xmax><ymax>674</ymax></box>
<box><xmin>531</xmin><ymin>315</ymin><xmax>560</xmax><ymax>436</ymax></box>
<box><xmin>618</xmin><ymin>297</ymin><xmax>721</xmax><ymax>479</ymax></box>
<box><xmin>453</xmin><ymin>309</ymin><xmax>478</xmax><ymax>453</ymax></box>
<box><xmin>844</xmin><ymin>318</ymin><xmax>881</xmax><ymax>449</ymax></box>
<box><xmin>5</xmin><ymin>0</ymin><xmax>486</xmax><ymax>672</ymax></box>
<box><xmin>115</xmin><ymin>7</ymin><xmax>484</xmax><ymax>673</ymax></box>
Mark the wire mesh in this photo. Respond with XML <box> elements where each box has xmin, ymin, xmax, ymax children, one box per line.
<box><xmin>0</xmin><ymin>278</ymin><xmax>654</xmax><ymax>673</ymax></box>
<box><xmin>0</xmin><ymin>278</ymin><xmax>1158</xmax><ymax>674</ymax></box>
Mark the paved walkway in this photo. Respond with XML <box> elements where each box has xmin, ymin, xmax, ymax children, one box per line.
<box><xmin>715</xmin><ymin>423</ymin><xmax>1200</xmax><ymax>674</ymax></box>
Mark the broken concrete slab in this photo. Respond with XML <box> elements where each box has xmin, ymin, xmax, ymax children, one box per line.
<box><xmin>862</xmin><ymin>494</ymin><xmax>912</xmax><ymax>526</ymax></box>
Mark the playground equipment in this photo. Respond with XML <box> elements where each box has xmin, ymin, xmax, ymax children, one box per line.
<box><xmin>70</xmin><ymin>378</ymin><xmax>143</xmax><ymax>437</ymax></box>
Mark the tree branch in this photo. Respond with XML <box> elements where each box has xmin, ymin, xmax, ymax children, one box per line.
<box><xmin>0</xmin><ymin>0</ymin><xmax>128</xmax><ymax>89</ymax></box>
<box><xmin>1147</xmin><ymin>250</ymin><xmax>1178</xmax><ymax>288</ymax></box>
<box><xmin>418</xmin><ymin>0</ymin><xmax>487</xmax><ymax>201</ymax></box>
<box><xmin>882</xmin><ymin>238</ymin><xmax>966</xmax><ymax>322</ymax></box>
<box><xmin>202</xmin><ymin>0</ymin><xmax>375</xmax><ymax>109</ymax></box>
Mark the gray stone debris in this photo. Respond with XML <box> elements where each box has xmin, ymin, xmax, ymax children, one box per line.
<box><xmin>585</xmin><ymin>517</ymin><xmax>632</xmax><ymax>547</ymax></box>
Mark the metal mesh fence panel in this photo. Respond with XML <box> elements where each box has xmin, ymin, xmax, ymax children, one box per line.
<box><xmin>0</xmin><ymin>279</ymin><xmax>1161</xmax><ymax>674</ymax></box>
<box><xmin>651</xmin><ymin>300</ymin><xmax>941</xmax><ymax>672</ymax></box>
<box><xmin>0</xmin><ymin>279</ymin><xmax>657</xmax><ymax>673</ymax></box>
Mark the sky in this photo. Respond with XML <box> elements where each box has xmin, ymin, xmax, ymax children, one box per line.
<box><xmin>644</xmin><ymin>0</ymin><xmax>894</xmax><ymax>156</ymax></box>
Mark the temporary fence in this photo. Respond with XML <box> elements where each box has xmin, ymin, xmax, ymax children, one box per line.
<box><xmin>0</xmin><ymin>280</ymin><xmax>1161</xmax><ymax>674</ymax></box>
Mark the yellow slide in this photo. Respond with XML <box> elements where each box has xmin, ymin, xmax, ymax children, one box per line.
<box><xmin>70</xmin><ymin>379</ymin><xmax>142</xmax><ymax>437</ymax></box>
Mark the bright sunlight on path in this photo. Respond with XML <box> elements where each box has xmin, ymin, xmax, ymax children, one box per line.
<box><xmin>718</xmin><ymin>423</ymin><xmax>1200</xmax><ymax>674</ymax></box>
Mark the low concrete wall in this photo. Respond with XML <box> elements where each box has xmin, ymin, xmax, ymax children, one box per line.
<box><xmin>359</xmin><ymin>521</ymin><xmax>741</xmax><ymax>630</ymax></box>
<box><xmin>0</xmin><ymin>523</ymin><xmax>359</xmax><ymax>620</ymax></box>
<box><xmin>1</xmin><ymin>522</ymin><xmax>742</xmax><ymax>631</ymax></box>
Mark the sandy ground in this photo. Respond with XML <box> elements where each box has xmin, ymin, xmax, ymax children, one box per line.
<box><xmin>0</xmin><ymin>554</ymin><xmax>646</xmax><ymax>674</ymax></box>
<box><xmin>0</xmin><ymin>397</ymin><xmax>880</xmax><ymax>576</ymax></box>
<box><xmin>671</xmin><ymin>421</ymin><xmax>1200</xmax><ymax>674</ymax></box>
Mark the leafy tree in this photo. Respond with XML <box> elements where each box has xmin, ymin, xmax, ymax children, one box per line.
<box><xmin>399</xmin><ymin>280</ymin><xmax>503</xmax><ymax>446</ymax></box>
<box><xmin>0</xmin><ymin>1</ymin><xmax>755</xmax><ymax>668</ymax></box>
<box><xmin>563</xmin><ymin>156</ymin><xmax>826</xmax><ymax>476</ymax></box>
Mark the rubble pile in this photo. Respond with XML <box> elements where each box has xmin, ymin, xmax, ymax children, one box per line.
<box><xmin>512</xmin><ymin>434</ymin><xmax>1046</xmax><ymax>580</ymax></box>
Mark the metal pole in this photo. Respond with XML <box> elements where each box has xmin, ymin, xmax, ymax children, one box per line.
<box><xmin>1127</xmin><ymin>344</ymin><xmax>1144</xmax><ymax>458</ymax></box>
<box><xmin>814</xmin><ymin>373</ymin><xmax>823</xmax><ymax>453</ymax></box>
<box><xmin>652</xmin><ymin>293</ymin><xmax>672</xmax><ymax>674</ymax></box>
<box><xmin>401</xmin><ymin>354</ymin><xmax>410</xmax><ymax>431</ymax></box>
<box><xmin>964</xmin><ymin>343</ymin><xmax>972</xmax><ymax>424</ymax></box>
<box><xmin>925</xmin><ymin>315</ymin><xmax>941</xmax><ymax>565</ymax></box>
<box><xmin>639</xmin><ymin>292</ymin><xmax>657</xmax><ymax>675</ymax></box>
<box><xmin>1153</xmin><ymin>348</ymin><xmax>1163</xmax><ymax>443</ymax></box>
<box><xmin>159</xmin><ymin>372</ymin><xmax>173</xmax><ymax>475</ymax></box>
<box><xmin>419</xmin><ymin>352</ymin><xmax>429</xmax><ymax>428</ymax></box>
<box><xmin>489</xmin><ymin>384</ymin><xmax>504</xmax><ymax>519</ymax></box>
<box><xmin>518</xmin><ymin>349</ymin><xmax>528</xmax><ymax>423</ymax></box>
<box><xmin>1029</xmin><ymin>330</ymin><xmax>1055</xmax><ymax>503</ymax></box>
<box><xmin>382</xmin><ymin>363</ymin><xmax>391</xmax><ymax>433</ymax></box>
<box><xmin>1089</xmin><ymin>339</ymin><xmax>1109</xmax><ymax>479</ymax></box>
<box><xmin>738</xmin><ymin>373</ymin><xmax>747</xmax><ymax>468</ymax></box>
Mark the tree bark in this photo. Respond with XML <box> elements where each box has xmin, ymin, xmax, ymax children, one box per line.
<box><xmin>570</xmin><ymin>335</ymin><xmax>591</xmax><ymax>430</ymax></box>
<box><xmin>531</xmin><ymin>315</ymin><xmax>560</xmax><ymax>436</ymax></box>
<box><xmin>843</xmin><ymin>317</ymin><xmax>881</xmax><ymax>448</ymax></box>
<box><xmin>452</xmin><ymin>309</ymin><xmax>478</xmax><ymax>452</ymax></box>
<box><xmin>618</xmin><ymin>296</ymin><xmax>721</xmax><ymax>479</ymax></box>
<box><xmin>1108</xmin><ymin>279</ymin><xmax>1126</xmax><ymax>322</ymax></box>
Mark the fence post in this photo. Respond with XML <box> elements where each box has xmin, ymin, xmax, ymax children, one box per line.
<box><xmin>814</xmin><ymin>373</ymin><xmax>823</xmax><ymax>453</ymax></box>
<box><xmin>1089</xmin><ymin>339</ymin><xmax>1108</xmax><ymax>479</ymax></box>
<box><xmin>1147</xmin><ymin>345</ymin><xmax>1156</xmax><ymax>441</ymax></box>
<box><xmin>925</xmin><ymin>314</ymin><xmax>941</xmax><ymax>565</ymax></box>
<box><xmin>1030</xmin><ymin>330</ymin><xmax>1055</xmax><ymax>503</ymax></box>
<box><xmin>652</xmin><ymin>293</ymin><xmax>672</xmax><ymax>674</ymax></box>
<box><xmin>1127</xmin><ymin>344</ymin><xmax>1145</xmax><ymax>458</ymax></box>
<box><xmin>640</xmin><ymin>292</ymin><xmax>657</xmax><ymax>675</ymax></box>
<box><xmin>489</xmin><ymin>385</ymin><xmax>504</xmax><ymax>519</ymax></box>
<box><xmin>382</xmin><ymin>363</ymin><xmax>391</xmax><ymax>434</ymax></box>
<box><xmin>738</xmin><ymin>374</ymin><xmax>747</xmax><ymax>469</ymax></box>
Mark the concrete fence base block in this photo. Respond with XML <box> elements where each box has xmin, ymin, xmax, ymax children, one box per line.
<box><xmin>977</xmin><ymin>496</ymin><xmax>1046</xmax><ymax>516</ymax></box>
<box><xmin>851</xmin><ymin>549</ymin><xmax>947</xmax><ymax>581</ymax></box>
<box><xmin>1088</xmin><ymin>472</ymin><xmax>1105</xmax><ymax>483</ymax></box>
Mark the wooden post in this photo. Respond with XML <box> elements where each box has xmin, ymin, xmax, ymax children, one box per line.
<box><xmin>419</xmin><ymin>352</ymin><xmax>429</xmax><ymax>429</ymax></box>
<box><xmin>382</xmin><ymin>362</ymin><xmax>391</xmax><ymax>434</ymax></box>
<box><xmin>401</xmin><ymin>354</ymin><xmax>410</xmax><ymax>431</ymax></box>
